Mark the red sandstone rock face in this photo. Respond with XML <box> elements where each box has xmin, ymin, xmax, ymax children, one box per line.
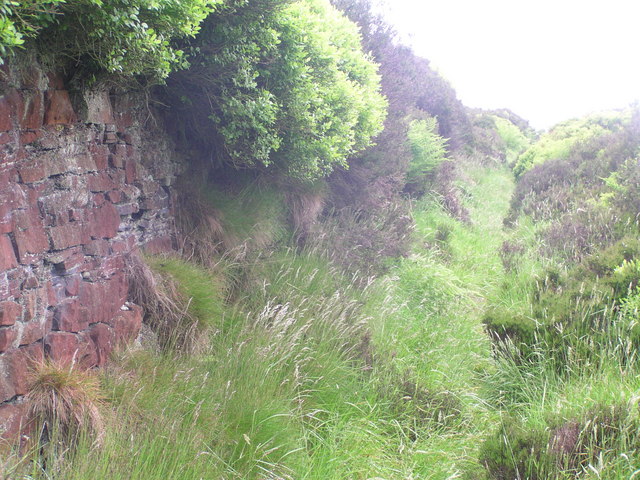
<box><xmin>0</xmin><ymin>63</ymin><xmax>180</xmax><ymax>439</ymax></box>
<box><xmin>44</xmin><ymin>90</ymin><xmax>76</xmax><ymax>125</ymax></box>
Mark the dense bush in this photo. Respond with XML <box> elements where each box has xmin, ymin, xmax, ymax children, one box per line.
<box><xmin>403</xmin><ymin>117</ymin><xmax>448</xmax><ymax>195</ymax></box>
<box><xmin>513</xmin><ymin>111</ymin><xmax>631</xmax><ymax>177</ymax></box>
<box><xmin>3</xmin><ymin>0</ymin><xmax>220</xmax><ymax>81</ymax></box>
<box><xmin>492</xmin><ymin>115</ymin><xmax>530</xmax><ymax>164</ymax></box>
<box><xmin>167</xmin><ymin>0</ymin><xmax>387</xmax><ymax>179</ymax></box>
<box><xmin>507</xmin><ymin>110</ymin><xmax>640</xmax><ymax>242</ymax></box>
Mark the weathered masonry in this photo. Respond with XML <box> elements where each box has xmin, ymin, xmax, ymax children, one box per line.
<box><xmin>0</xmin><ymin>64</ymin><xmax>182</xmax><ymax>438</ymax></box>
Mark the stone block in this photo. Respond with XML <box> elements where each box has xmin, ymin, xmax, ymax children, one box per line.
<box><xmin>22</xmin><ymin>287</ymin><xmax>48</xmax><ymax>323</ymax></box>
<box><xmin>90</xmin><ymin>144</ymin><xmax>110</xmax><ymax>170</ymax></box>
<box><xmin>0</xmin><ymin>301</ymin><xmax>21</xmax><ymax>326</ymax></box>
<box><xmin>40</xmin><ymin>191</ymin><xmax>90</xmax><ymax>223</ymax></box>
<box><xmin>19</xmin><ymin>316</ymin><xmax>50</xmax><ymax>346</ymax></box>
<box><xmin>140</xmin><ymin>181</ymin><xmax>160</xmax><ymax>196</ymax></box>
<box><xmin>0</xmin><ymin>273</ymin><xmax>9</xmax><ymax>302</ymax></box>
<box><xmin>110</xmin><ymin>144</ymin><xmax>127</xmax><ymax>168</ymax></box>
<box><xmin>0</xmin><ymin>343</ymin><xmax>44</xmax><ymax>402</ymax></box>
<box><xmin>113</xmin><ymin>304</ymin><xmax>143</xmax><ymax>346</ymax></box>
<box><xmin>63</xmin><ymin>274</ymin><xmax>82</xmax><ymax>296</ymax></box>
<box><xmin>93</xmin><ymin>193</ymin><xmax>105</xmax><ymax>206</ymax></box>
<box><xmin>140</xmin><ymin>195</ymin><xmax>168</xmax><ymax>211</ymax></box>
<box><xmin>111</xmin><ymin>237</ymin><xmax>135</xmax><ymax>254</ymax></box>
<box><xmin>78</xmin><ymin>274</ymin><xmax>127</xmax><ymax>325</ymax></box>
<box><xmin>23</xmin><ymin>148</ymin><xmax>97</xmax><ymax>183</ymax></box>
<box><xmin>19</xmin><ymin>91</ymin><xmax>43</xmax><ymax>130</ymax></box>
<box><xmin>22</xmin><ymin>276</ymin><xmax>38</xmax><ymax>289</ymax></box>
<box><xmin>0</xmin><ymin>203</ymin><xmax>13</xmax><ymax>235</ymax></box>
<box><xmin>44</xmin><ymin>90</ymin><xmax>76</xmax><ymax>125</ymax></box>
<box><xmin>47</xmin><ymin>72</ymin><xmax>65</xmax><ymax>90</ymax></box>
<box><xmin>114</xmin><ymin>110</ymin><xmax>134</xmax><ymax>131</ymax></box>
<box><xmin>0</xmin><ymin>234</ymin><xmax>17</xmax><ymax>270</ymax></box>
<box><xmin>116</xmin><ymin>203</ymin><xmax>139</xmax><ymax>216</ymax></box>
<box><xmin>44</xmin><ymin>331</ymin><xmax>94</xmax><ymax>367</ymax></box>
<box><xmin>68</xmin><ymin>209</ymin><xmax>84</xmax><ymax>223</ymax></box>
<box><xmin>106</xmin><ymin>190</ymin><xmax>122</xmax><ymax>203</ymax></box>
<box><xmin>13</xmin><ymin>209</ymin><xmax>49</xmax><ymax>263</ymax></box>
<box><xmin>87</xmin><ymin>172</ymin><xmax>116</xmax><ymax>192</ymax></box>
<box><xmin>83</xmin><ymin>91</ymin><xmax>114</xmax><ymax>125</ymax></box>
<box><xmin>88</xmin><ymin>323</ymin><xmax>114</xmax><ymax>366</ymax></box>
<box><xmin>83</xmin><ymin>239</ymin><xmax>110</xmax><ymax>257</ymax></box>
<box><xmin>88</xmin><ymin>203</ymin><xmax>120</xmax><ymax>239</ymax></box>
<box><xmin>0</xmin><ymin>326</ymin><xmax>17</xmax><ymax>352</ymax></box>
<box><xmin>52</xmin><ymin>249</ymin><xmax>85</xmax><ymax>272</ymax></box>
<box><xmin>0</xmin><ymin>403</ymin><xmax>26</xmax><ymax>440</ymax></box>
<box><xmin>49</xmin><ymin>223</ymin><xmax>89</xmax><ymax>250</ymax></box>
<box><xmin>2</xmin><ymin>271</ymin><xmax>23</xmax><ymax>301</ymax></box>
<box><xmin>124</xmin><ymin>159</ymin><xmax>138</xmax><ymax>184</ymax></box>
<box><xmin>98</xmin><ymin>255</ymin><xmax>125</xmax><ymax>279</ymax></box>
<box><xmin>0</xmin><ymin>89</ymin><xmax>22</xmax><ymax>132</ymax></box>
<box><xmin>53</xmin><ymin>300</ymin><xmax>89</xmax><ymax>333</ymax></box>
<box><xmin>19</xmin><ymin>131</ymin><xmax>42</xmax><ymax>145</ymax></box>
<box><xmin>17</xmin><ymin>161</ymin><xmax>47</xmax><ymax>184</ymax></box>
<box><xmin>47</xmin><ymin>245</ymin><xmax>82</xmax><ymax>266</ymax></box>
<box><xmin>143</xmin><ymin>235</ymin><xmax>174</xmax><ymax>255</ymax></box>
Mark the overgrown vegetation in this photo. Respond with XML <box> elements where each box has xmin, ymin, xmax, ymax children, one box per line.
<box><xmin>478</xmin><ymin>106</ymin><xmax>640</xmax><ymax>479</ymax></box>
<box><xmin>4</xmin><ymin>0</ymin><xmax>640</xmax><ymax>477</ymax></box>
<box><xmin>1</xmin><ymin>0</ymin><xmax>219</xmax><ymax>80</ymax></box>
<box><xmin>404</xmin><ymin>117</ymin><xmax>449</xmax><ymax>195</ymax></box>
<box><xmin>167</xmin><ymin>0</ymin><xmax>387</xmax><ymax>179</ymax></box>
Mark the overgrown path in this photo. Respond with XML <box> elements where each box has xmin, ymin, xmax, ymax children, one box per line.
<box><xmin>7</xmin><ymin>163</ymin><xmax>519</xmax><ymax>480</ymax></box>
<box><xmin>376</xmin><ymin>163</ymin><xmax>516</xmax><ymax>477</ymax></box>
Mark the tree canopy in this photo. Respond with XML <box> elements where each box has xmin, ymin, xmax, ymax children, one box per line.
<box><xmin>168</xmin><ymin>0</ymin><xmax>387</xmax><ymax>179</ymax></box>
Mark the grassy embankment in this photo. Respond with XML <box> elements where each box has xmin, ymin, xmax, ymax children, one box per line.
<box><xmin>6</xmin><ymin>164</ymin><xmax>519</xmax><ymax>479</ymax></box>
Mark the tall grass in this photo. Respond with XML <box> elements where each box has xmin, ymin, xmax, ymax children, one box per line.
<box><xmin>6</xmin><ymin>161</ymin><xmax>518</xmax><ymax>478</ymax></box>
<box><xmin>17</xmin><ymin>159</ymin><xmax>640</xmax><ymax>479</ymax></box>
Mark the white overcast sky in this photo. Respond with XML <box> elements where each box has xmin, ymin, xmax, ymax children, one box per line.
<box><xmin>377</xmin><ymin>0</ymin><xmax>640</xmax><ymax>130</ymax></box>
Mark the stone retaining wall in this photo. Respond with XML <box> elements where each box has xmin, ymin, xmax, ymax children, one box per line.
<box><xmin>0</xmin><ymin>65</ymin><xmax>181</xmax><ymax>439</ymax></box>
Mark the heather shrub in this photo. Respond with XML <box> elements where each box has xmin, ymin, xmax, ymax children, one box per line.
<box><xmin>469</xmin><ymin>114</ymin><xmax>507</xmax><ymax>164</ymax></box>
<box><xmin>605</xmin><ymin>156</ymin><xmax>640</xmax><ymax>222</ymax></box>
<box><xmin>541</xmin><ymin>207</ymin><xmax>621</xmax><ymax>262</ymax></box>
<box><xmin>481</xmin><ymin>403</ymin><xmax>640</xmax><ymax>480</ymax></box>
<box><xmin>485</xmin><ymin>237</ymin><xmax>640</xmax><ymax>361</ymax></box>
<box><xmin>482</xmin><ymin>307</ymin><xmax>537</xmax><ymax>352</ymax></box>
<box><xmin>619</xmin><ymin>286</ymin><xmax>640</xmax><ymax>345</ymax></box>
<box><xmin>499</xmin><ymin>240</ymin><xmax>526</xmax><ymax>273</ymax></box>
<box><xmin>309</xmin><ymin>202</ymin><xmax>413</xmax><ymax>276</ymax></box>
<box><xmin>480</xmin><ymin>415</ymin><xmax>552</xmax><ymax>480</ymax></box>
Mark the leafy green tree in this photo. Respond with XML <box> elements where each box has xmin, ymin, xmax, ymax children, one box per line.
<box><xmin>2</xmin><ymin>0</ymin><xmax>222</xmax><ymax>81</ymax></box>
<box><xmin>168</xmin><ymin>0</ymin><xmax>387</xmax><ymax>179</ymax></box>
<box><xmin>0</xmin><ymin>0</ymin><xmax>62</xmax><ymax>60</ymax></box>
